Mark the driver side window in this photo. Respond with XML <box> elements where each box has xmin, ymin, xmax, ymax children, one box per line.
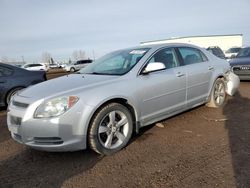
<box><xmin>148</xmin><ymin>48</ymin><xmax>179</xmax><ymax>69</ymax></box>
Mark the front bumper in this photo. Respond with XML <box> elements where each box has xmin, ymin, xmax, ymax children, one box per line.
<box><xmin>225</xmin><ymin>71</ymin><xmax>240</xmax><ymax>96</ymax></box>
<box><xmin>231</xmin><ymin>66</ymin><xmax>250</xmax><ymax>80</ymax></box>
<box><xmin>7</xmin><ymin>95</ymin><xmax>94</xmax><ymax>152</ymax></box>
<box><xmin>63</xmin><ymin>67</ymin><xmax>71</xmax><ymax>72</ymax></box>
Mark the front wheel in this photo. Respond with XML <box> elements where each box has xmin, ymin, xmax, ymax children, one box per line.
<box><xmin>70</xmin><ymin>67</ymin><xmax>75</xmax><ymax>72</ymax></box>
<box><xmin>206</xmin><ymin>78</ymin><xmax>226</xmax><ymax>108</ymax></box>
<box><xmin>88</xmin><ymin>103</ymin><xmax>133</xmax><ymax>155</ymax></box>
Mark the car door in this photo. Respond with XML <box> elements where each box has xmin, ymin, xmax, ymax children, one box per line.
<box><xmin>0</xmin><ymin>66</ymin><xmax>13</xmax><ymax>105</ymax></box>
<box><xmin>137</xmin><ymin>47</ymin><xmax>187</xmax><ymax>124</ymax></box>
<box><xmin>177</xmin><ymin>47</ymin><xmax>213</xmax><ymax>107</ymax></box>
<box><xmin>75</xmin><ymin>61</ymin><xmax>81</xmax><ymax>70</ymax></box>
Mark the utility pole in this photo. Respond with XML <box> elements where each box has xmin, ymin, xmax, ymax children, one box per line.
<box><xmin>92</xmin><ymin>50</ymin><xmax>95</xmax><ymax>61</ymax></box>
<box><xmin>21</xmin><ymin>56</ymin><xmax>25</xmax><ymax>64</ymax></box>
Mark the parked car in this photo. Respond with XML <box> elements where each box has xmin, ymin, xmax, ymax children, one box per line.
<box><xmin>15</xmin><ymin>64</ymin><xmax>23</xmax><ymax>68</ymax></box>
<box><xmin>207</xmin><ymin>46</ymin><xmax>226</xmax><ymax>59</ymax></box>
<box><xmin>225</xmin><ymin>47</ymin><xmax>241</xmax><ymax>60</ymax></box>
<box><xmin>64</xmin><ymin>59</ymin><xmax>93</xmax><ymax>72</ymax></box>
<box><xmin>58</xmin><ymin>63</ymin><xmax>66</xmax><ymax>69</ymax></box>
<box><xmin>229</xmin><ymin>46</ymin><xmax>250</xmax><ymax>80</ymax></box>
<box><xmin>0</xmin><ymin>63</ymin><xmax>46</xmax><ymax>107</ymax></box>
<box><xmin>7</xmin><ymin>43</ymin><xmax>239</xmax><ymax>155</ymax></box>
<box><xmin>49</xmin><ymin>63</ymin><xmax>60</xmax><ymax>69</ymax></box>
<box><xmin>22</xmin><ymin>63</ymin><xmax>47</xmax><ymax>71</ymax></box>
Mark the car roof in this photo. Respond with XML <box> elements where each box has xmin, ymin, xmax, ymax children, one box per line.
<box><xmin>122</xmin><ymin>43</ymin><xmax>203</xmax><ymax>51</ymax></box>
<box><xmin>0</xmin><ymin>62</ymin><xmax>28</xmax><ymax>72</ymax></box>
<box><xmin>0</xmin><ymin>62</ymin><xmax>18</xmax><ymax>69</ymax></box>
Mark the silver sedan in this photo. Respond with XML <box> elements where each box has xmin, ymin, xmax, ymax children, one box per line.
<box><xmin>7</xmin><ymin>43</ymin><xmax>239</xmax><ymax>155</ymax></box>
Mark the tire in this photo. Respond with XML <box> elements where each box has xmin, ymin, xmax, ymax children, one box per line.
<box><xmin>88</xmin><ymin>103</ymin><xmax>133</xmax><ymax>155</ymax></box>
<box><xmin>6</xmin><ymin>87</ymin><xmax>24</xmax><ymax>105</ymax></box>
<box><xmin>70</xmin><ymin>67</ymin><xmax>75</xmax><ymax>72</ymax></box>
<box><xmin>206</xmin><ymin>78</ymin><xmax>226</xmax><ymax>108</ymax></box>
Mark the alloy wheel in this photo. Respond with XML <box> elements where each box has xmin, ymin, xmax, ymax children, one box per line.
<box><xmin>98</xmin><ymin>110</ymin><xmax>129</xmax><ymax>149</ymax></box>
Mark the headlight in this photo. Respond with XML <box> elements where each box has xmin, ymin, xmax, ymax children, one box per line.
<box><xmin>34</xmin><ymin>96</ymin><xmax>79</xmax><ymax>118</ymax></box>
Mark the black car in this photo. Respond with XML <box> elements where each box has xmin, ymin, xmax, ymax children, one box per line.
<box><xmin>0</xmin><ymin>63</ymin><xmax>47</xmax><ymax>106</ymax></box>
<box><xmin>207</xmin><ymin>46</ymin><xmax>226</xmax><ymax>59</ymax></box>
<box><xmin>229</xmin><ymin>47</ymin><xmax>250</xmax><ymax>80</ymax></box>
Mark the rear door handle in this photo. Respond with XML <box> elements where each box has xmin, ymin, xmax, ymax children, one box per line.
<box><xmin>208</xmin><ymin>66</ymin><xmax>214</xmax><ymax>71</ymax></box>
<box><xmin>176</xmin><ymin>72</ymin><xmax>185</xmax><ymax>77</ymax></box>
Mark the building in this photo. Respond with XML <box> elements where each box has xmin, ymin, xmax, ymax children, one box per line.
<box><xmin>141</xmin><ymin>34</ymin><xmax>243</xmax><ymax>52</ymax></box>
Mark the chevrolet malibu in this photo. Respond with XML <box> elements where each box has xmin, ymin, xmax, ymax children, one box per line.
<box><xmin>7</xmin><ymin>43</ymin><xmax>239</xmax><ymax>155</ymax></box>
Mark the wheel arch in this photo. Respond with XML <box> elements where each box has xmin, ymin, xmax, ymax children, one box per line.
<box><xmin>5</xmin><ymin>86</ymin><xmax>26</xmax><ymax>104</ymax></box>
<box><xmin>207</xmin><ymin>73</ymin><xmax>226</xmax><ymax>101</ymax></box>
<box><xmin>86</xmin><ymin>97</ymin><xmax>139</xmax><ymax>140</ymax></box>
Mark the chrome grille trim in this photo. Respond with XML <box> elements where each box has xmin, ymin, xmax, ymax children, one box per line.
<box><xmin>12</xmin><ymin>101</ymin><xmax>29</xmax><ymax>108</ymax></box>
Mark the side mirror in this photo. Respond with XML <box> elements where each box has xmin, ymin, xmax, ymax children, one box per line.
<box><xmin>142</xmin><ymin>62</ymin><xmax>166</xmax><ymax>74</ymax></box>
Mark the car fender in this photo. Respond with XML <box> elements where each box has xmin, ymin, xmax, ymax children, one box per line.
<box><xmin>80</xmin><ymin>94</ymin><xmax>140</xmax><ymax>137</ymax></box>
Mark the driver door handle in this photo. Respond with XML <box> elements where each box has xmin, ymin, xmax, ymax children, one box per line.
<box><xmin>176</xmin><ymin>72</ymin><xmax>185</xmax><ymax>77</ymax></box>
<box><xmin>208</xmin><ymin>66</ymin><xmax>214</xmax><ymax>71</ymax></box>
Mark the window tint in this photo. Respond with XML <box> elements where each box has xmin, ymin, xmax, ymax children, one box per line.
<box><xmin>148</xmin><ymin>48</ymin><xmax>179</xmax><ymax>69</ymax></box>
<box><xmin>226</xmin><ymin>48</ymin><xmax>241</xmax><ymax>53</ymax></box>
<box><xmin>179</xmin><ymin>47</ymin><xmax>206</xmax><ymax>65</ymax></box>
<box><xmin>24</xmin><ymin>64</ymin><xmax>41</xmax><ymax>68</ymax></box>
<box><xmin>0</xmin><ymin>66</ymin><xmax>13</xmax><ymax>76</ymax></box>
<box><xmin>77</xmin><ymin>60</ymin><xmax>93</xmax><ymax>64</ymax></box>
<box><xmin>200</xmin><ymin>51</ymin><xmax>208</xmax><ymax>61</ymax></box>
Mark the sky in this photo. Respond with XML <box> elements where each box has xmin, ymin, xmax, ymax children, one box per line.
<box><xmin>0</xmin><ymin>0</ymin><xmax>250</xmax><ymax>63</ymax></box>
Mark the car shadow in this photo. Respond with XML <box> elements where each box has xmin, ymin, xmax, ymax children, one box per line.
<box><xmin>0</xmin><ymin>107</ymin><xmax>8</xmax><ymax>144</ymax></box>
<box><xmin>223</xmin><ymin>92</ymin><xmax>250</xmax><ymax>187</ymax></box>
<box><xmin>0</xmin><ymin>106</ymin><xmax>7</xmax><ymax>111</ymax></box>
<box><xmin>0</xmin><ymin>148</ymin><xmax>103</xmax><ymax>188</ymax></box>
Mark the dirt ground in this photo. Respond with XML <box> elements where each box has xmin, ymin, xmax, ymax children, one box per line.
<box><xmin>0</xmin><ymin>73</ymin><xmax>250</xmax><ymax>188</ymax></box>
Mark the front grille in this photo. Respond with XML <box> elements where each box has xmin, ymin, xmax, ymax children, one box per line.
<box><xmin>233</xmin><ymin>67</ymin><xmax>241</xmax><ymax>71</ymax></box>
<box><xmin>232</xmin><ymin>66</ymin><xmax>250</xmax><ymax>74</ymax></box>
<box><xmin>240</xmin><ymin>66</ymin><xmax>250</xmax><ymax>70</ymax></box>
<box><xmin>10</xmin><ymin>116</ymin><xmax>22</xmax><ymax>125</ymax></box>
<box><xmin>12</xmin><ymin>101</ymin><xmax>29</xmax><ymax>108</ymax></box>
<box><xmin>33</xmin><ymin>137</ymin><xmax>63</xmax><ymax>145</ymax></box>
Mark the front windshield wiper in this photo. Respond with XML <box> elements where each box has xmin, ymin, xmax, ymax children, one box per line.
<box><xmin>91</xmin><ymin>72</ymin><xmax>109</xmax><ymax>75</ymax></box>
<box><xmin>83</xmin><ymin>72</ymin><xmax>116</xmax><ymax>75</ymax></box>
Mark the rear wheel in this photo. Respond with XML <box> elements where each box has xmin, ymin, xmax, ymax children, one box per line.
<box><xmin>206</xmin><ymin>78</ymin><xmax>226</xmax><ymax>108</ymax></box>
<box><xmin>6</xmin><ymin>87</ymin><xmax>24</xmax><ymax>105</ymax></box>
<box><xmin>88</xmin><ymin>103</ymin><xmax>133</xmax><ymax>155</ymax></box>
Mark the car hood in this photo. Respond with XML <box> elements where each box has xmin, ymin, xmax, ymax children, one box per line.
<box><xmin>229</xmin><ymin>57</ymin><xmax>250</xmax><ymax>66</ymax></box>
<box><xmin>18</xmin><ymin>74</ymin><xmax>119</xmax><ymax>100</ymax></box>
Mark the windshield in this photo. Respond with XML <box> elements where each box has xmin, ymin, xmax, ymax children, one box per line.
<box><xmin>236</xmin><ymin>47</ymin><xmax>250</xmax><ymax>58</ymax></box>
<box><xmin>79</xmin><ymin>48</ymin><xmax>150</xmax><ymax>75</ymax></box>
<box><xmin>226</xmin><ymin>48</ymin><xmax>241</xmax><ymax>53</ymax></box>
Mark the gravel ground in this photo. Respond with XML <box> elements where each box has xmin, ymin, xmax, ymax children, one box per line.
<box><xmin>0</xmin><ymin>73</ymin><xmax>249</xmax><ymax>188</ymax></box>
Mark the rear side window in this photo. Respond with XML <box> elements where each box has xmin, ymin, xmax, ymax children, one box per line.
<box><xmin>33</xmin><ymin>64</ymin><xmax>42</xmax><ymax>67</ymax></box>
<box><xmin>0</xmin><ymin>66</ymin><xmax>13</xmax><ymax>76</ymax></box>
<box><xmin>178</xmin><ymin>47</ymin><xmax>207</xmax><ymax>65</ymax></box>
<box><xmin>77</xmin><ymin>60</ymin><xmax>93</xmax><ymax>64</ymax></box>
<box><xmin>148</xmin><ymin>48</ymin><xmax>179</xmax><ymax>69</ymax></box>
